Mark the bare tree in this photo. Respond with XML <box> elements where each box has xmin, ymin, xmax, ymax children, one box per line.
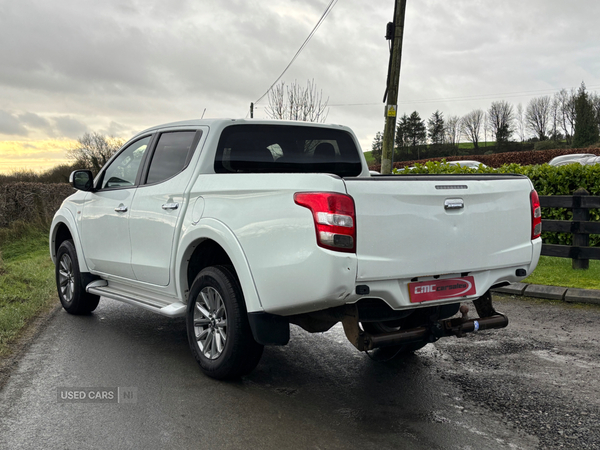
<box><xmin>265</xmin><ymin>79</ymin><xmax>329</xmax><ymax>123</ymax></box>
<box><xmin>488</xmin><ymin>101</ymin><xmax>514</xmax><ymax>144</ymax></box>
<box><xmin>525</xmin><ymin>96</ymin><xmax>551</xmax><ymax>140</ymax></box>
<box><xmin>461</xmin><ymin>109</ymin><xmax>485</xmax><ymax>149</ymax></box>
<box><xmin>550</xmin><ymin>95</ymin><xmax>561</xmax><ymax>141</ymax></box>
<box><xmin>555</xmin><ymin>89</ymin><xmax>576</xmax><ymax>144</ymax></box>
<box><xmin>483</xmin><ymin>112</ymin><xmax>489</xmax><ymax>147</ymax></box>
<box><xmin>68</xmin><ymin>132</ymin><xmax>124</xmax><ymax>175</ymax></box>
<box><xmin>590</xmin><ymin>92</ymin><xmax>600</xmax><ymax>137</ymax></box>
<box><xmin>444</xmin><ymin>115</ymin><xmax>461</xmax><ymax>154</ymax></box>
<box><xmin>515</xmin><ymin>103</ymin><xmax>526</xmax><ymax>143</ymax></box>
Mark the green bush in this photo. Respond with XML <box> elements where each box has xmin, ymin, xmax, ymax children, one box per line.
<box><xmin>394</xmin><ymin>161</ymin><xmax>600</xmax><ymax>246</ymax></box>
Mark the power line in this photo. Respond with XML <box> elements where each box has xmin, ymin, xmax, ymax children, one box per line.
<box><xmin>328</xmin><ymin>84</ymin><xmax>600</xmax><ymax>108</ymax></box>
<box><xmin>253</xmin><ymin>0</ymin><xmax>339</xmax><ymax>106</ymax></box>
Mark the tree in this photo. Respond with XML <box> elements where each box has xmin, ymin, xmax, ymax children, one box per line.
<box><xmin>572</xmin><ymin>82</ymin><xmax>600</xmax><ymax>148</ymax></box>
<box><xmin>515</xmin><ymin>103</ymin><xmax>526</xmax><ymax>143</ymax></box>
<box><xmin>589</xmin><ymin>92</ymin><xmax>600</xmax><ymax>140</ymax></box>
<box><xmin>265</xmin><ymin>79</ymin><xmax>329</xmax><ymax>123</ymax></box>
<box><xmin>427</xmin><ymin>110</ymin><xmax>445</xmax><ymax>145</ymax></box>
<box><xmin>550</xmin><ymin>95</ymin><xmax>561</xmax><ymax>141</ymax></box>
<box><xmin>483</xmin><ymin>112</ymin><xmax>489</xmax><ymax>147</ymax></box>
<box><xmin>371</xmin><ymin>131</ymin><xmax>383</xmax><ymax>164</ymax></box>
<box><xmin>555</xmin><ymin>88</ymin><xmax>576</xmax><ymax>144</ymax></box>
<box><xmin>525</xmin><ymin>96</ymin><xmax>551</xmax><ymax>140</ymax></box>
<box><xmin>461</xmin><ymin>109</ymin><xmax>485</xmax><ymax>149</ymax></box>
<box><xmin>68</xmin><ymin>132</ymin><xmax>124</xmax><ymax>175</ymax></box>
<box><xmin>394</xmin><ymin>114</ymin><xmax>409</xmax><ymax>161</ymax></box>
<box><xmin>404</xmin><ymin>111</ymin><xmax>427</xmax><ymax>159</ymax></box>
<box><xmin>488</xmin><ymin>101</ymin><xmax>514</xmax><ymax>145</ymax></box>
<box><xmin>444</xmin><ymin>115</ymin><xmax>461</xmax><ymax>155</ymax></box>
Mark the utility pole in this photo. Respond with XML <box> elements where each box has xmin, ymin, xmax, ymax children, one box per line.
<box><xmin>250</xmin><ymin>102</ymin><xmax>254</xmax><ymax>119</ymax></box>
<box><xmin>381</xmin><ymin>0</ymin><xmax>407</xmax><ymax>174</ymax></box>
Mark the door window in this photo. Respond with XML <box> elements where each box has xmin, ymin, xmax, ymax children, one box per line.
<box><xmin>145</xmin><ymin>131</ymin><xmax>199</xmax><ymax>184</ymax></box>
<box><xmin>101</xmin><ymin>136</ymin><xmax>151</xmax><ymax>189</ymax></box>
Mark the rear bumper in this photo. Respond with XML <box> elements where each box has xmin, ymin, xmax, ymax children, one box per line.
<box><xmin>344</xmin><ymin>245</ymin><xmax>541</xmax><ymax>312</ymax></box>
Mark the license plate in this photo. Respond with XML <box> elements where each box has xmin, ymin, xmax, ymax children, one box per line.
<box><xmin>409</xmin><ymin>276</ymin><xmax>477</xmax><ymax>303</ymax></box>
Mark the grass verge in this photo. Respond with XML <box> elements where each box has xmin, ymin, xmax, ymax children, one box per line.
<box><xmin>0</xmin><ymin>222</ymin><xmax>57</xmax><ymax>357</ymax></box>
<box><xmin>525</xmin><ymin>255</ymin><xmax>600</xmax><ymax>290</ymax></box>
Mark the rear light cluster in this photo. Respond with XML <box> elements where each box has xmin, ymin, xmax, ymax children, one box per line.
<box><xmin>530</xmin><ymin>190</ymin><xmax>542</xmax><ymax>240</ymax></box>
<box><xmin>294</xmin><ymin>192</ymin><xmax>356</xmax><ymax>253</ymax></box>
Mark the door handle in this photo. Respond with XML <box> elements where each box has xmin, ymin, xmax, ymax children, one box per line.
<box><xmin>114</xmin><ymin>204</ymin><xmax>128</xmax><ymax>213</ymax></box>
<box><xmin>162</xmin><ymin>202</ymin><xmax>179</xmax><ymax>210</ymax></box>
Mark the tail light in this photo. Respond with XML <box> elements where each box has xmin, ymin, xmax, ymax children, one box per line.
<box><xmin>294</xmin><ymin>192</ymin><xmax>356</xmax><ymax>253</ymax></box>
<box><xmin>531</xmin><ymin>190</ymin><xmax>542</xmax><ymax>240</ymax></box>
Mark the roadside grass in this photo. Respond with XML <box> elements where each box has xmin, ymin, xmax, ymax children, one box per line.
<box><xmin>525</xmin><ymin>255</ymin><xmax>600</xmax><ymax>290</ymax></box>
<box><xmin>0</xmin><ymin>223</ymin><xmax>57</xmax><ymax>357</ymax></box>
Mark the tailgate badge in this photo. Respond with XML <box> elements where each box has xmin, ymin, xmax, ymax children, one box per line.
<box><xmin>444</xmin><ymin>198</ymin><xmax>464</xmax><ymax>210</ymax></box>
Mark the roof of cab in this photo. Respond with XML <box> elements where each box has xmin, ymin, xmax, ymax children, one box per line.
<box><xmin>136</xmin><ymin>118</ymin><xmax>350</xmax><ymax>136</ymax></box>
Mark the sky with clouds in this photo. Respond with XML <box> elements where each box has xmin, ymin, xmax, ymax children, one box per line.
<box><xmin>1</xmin><ymin>0</ymin><xmax>599</xmax><ymax>172</ymax></box>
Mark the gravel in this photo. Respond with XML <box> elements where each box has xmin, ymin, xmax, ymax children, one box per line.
<box><xmin>428</xmin><ymin>294</ymin><xmax>600</xmax><ymax>449</ymax></box>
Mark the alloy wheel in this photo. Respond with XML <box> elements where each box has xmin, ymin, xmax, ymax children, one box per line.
<box><xmin>58</xmin><ymin>254</ymin><xmax>75</xmax><ymax>304</ymax></box>
<box><xmin>193</xmin><ymin>286</ymin><xmax>227</xmax><ymax>359</ymax></box>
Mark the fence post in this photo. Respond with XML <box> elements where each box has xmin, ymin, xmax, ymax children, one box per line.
<box><xmin>572</xmin><ymin>188</ymin><xmax>590</xmax><ymax>270</ymax></box>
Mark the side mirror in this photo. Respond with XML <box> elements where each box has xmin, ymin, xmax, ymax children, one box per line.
<box><xmin>70</xmin><ymin>170</ymin><xmax>94</xmax><ymax>191</ymax></box>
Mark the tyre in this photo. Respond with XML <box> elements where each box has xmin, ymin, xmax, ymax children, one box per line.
<box><xmin>55</xmin><ymin>240</ymin><xmax>100</xmax><ymax>314</ymax></box>
<box><xmin>186</xmin><ymin>266</ymin><xmax>264</xmax><ymax>380</ymax></box>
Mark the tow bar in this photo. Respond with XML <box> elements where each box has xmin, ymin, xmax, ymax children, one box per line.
<box><xmin>341</xmin><ymin>291</ymin><xmax>508</xmax><ymax>352</ymax></box>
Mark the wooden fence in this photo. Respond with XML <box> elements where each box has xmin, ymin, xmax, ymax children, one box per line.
<box><xmin>540</xmin><ymin>188</ymin><xmax>600</xmax><ymax>269</ymax></box>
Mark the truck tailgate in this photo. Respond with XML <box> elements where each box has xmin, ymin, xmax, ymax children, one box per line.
<box><xmin>344</xmin><ymin>175</ymin><xmax>535</xmax><ymax>282</ymax></box>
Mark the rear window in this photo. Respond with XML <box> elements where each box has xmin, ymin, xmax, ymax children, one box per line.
<box><xmin>214</xmin><ymin>124</ymin><xmax>362</xmax><ymax>177</ymax></box>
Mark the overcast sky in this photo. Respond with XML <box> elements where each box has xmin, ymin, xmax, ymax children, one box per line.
<box><xmin>1</xmin><ymin>0</ymin><xmax>599</xmax><ymax>172</ymax></box>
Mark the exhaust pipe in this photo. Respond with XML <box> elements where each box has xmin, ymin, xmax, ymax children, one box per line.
<box><xmin>365</xmin><ymin>311</ymin><xmax>508</xmax><ymax>350</ymax></box>
<box><xmin>341</xmin><ymin>290</ymin><xmax>508</xmax><ymax>351</ymax></box>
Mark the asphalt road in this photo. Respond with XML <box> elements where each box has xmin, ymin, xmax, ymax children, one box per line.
<box><xmin>1</xmin><ymin>294</ymin><xmax>598</xmax><ymax>449</ymax></box>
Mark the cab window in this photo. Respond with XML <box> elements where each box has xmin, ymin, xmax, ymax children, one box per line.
<box><xmin>101</xmin><ymin>136</ymin><xmax>151</xmax><ymax>189</ymax></box>
<box><xmin>145</xmin><ymin>131</ymin><xmax>199</xmax><ymax>184</ymax></box>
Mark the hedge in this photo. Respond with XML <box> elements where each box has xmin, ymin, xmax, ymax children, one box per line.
<box><xmin>0</xmin><ymin>182</ymin><xmax>74</xmax><ymax>228</ymax></box>
<box><xmin>368</xmin><ymin>147</ymin><xmax>600</xmax><ymax>172</ymax></box>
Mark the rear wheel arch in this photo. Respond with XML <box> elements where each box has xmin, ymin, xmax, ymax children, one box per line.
<box><xmin>177</xmin><ymin>224</ymin><xmax>263</xmax><ymax>314</ymax></box>
<box><xmin>186</xmin><ymin>239</ymin><xmax>234</xmax><ymax>291</ymax></box>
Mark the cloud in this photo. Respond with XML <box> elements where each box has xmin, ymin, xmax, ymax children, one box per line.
<box><xmin>18</xmin><ymin>112</ymin><xmax>52</xmax><ymax>130</ymax></box>
<box><xmin>0</xmin><ymin>111</ymin><xmax>28</xmax><ymax>136</ymax></box>
<box><xmin>100</xmin><ymin>121</ymin><xmax>132</xmax><ymax>139</ymax></box>
<box><xmin>52</xmin><ymin>116</ymin><xmax>89</xmax><ymax>138</ymax></box>
<box><xmin>1</xmin><ymin>0</ymin><xmax>600</xmax><ymax>169</ymax></box>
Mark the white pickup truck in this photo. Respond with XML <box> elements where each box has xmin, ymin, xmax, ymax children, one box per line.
<box><xmin>50</xmin><ymin>119</ymin><xmax>542</xmax><ymax>379</ymax></box>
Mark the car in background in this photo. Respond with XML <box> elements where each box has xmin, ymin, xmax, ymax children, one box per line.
<box><xmin>548</xmin><ymin>154</ymin><xmax>597</xmax><ymax>167</ymax></box>
<box><xmin>448</xmin><ymin>160</ymin><xmax>488</xmax><ymax>169</ymax></box>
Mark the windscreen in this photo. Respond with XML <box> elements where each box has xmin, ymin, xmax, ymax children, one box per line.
<box><xmin>214</xmin><ymin>124</ymin><xmax>362</xmax><ymax>177</ymax></box>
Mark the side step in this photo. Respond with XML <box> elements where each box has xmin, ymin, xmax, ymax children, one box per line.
<box><xmin>86</xmin><ymin>280</ymin><xmax>187</xmax><ymax>318</ymax></box>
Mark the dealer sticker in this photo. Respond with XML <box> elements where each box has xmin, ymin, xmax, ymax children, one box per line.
<box><xmin>409</xmin><ymin>276</ymin><xmax>476</xmax><ymax>303</ymax></box>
